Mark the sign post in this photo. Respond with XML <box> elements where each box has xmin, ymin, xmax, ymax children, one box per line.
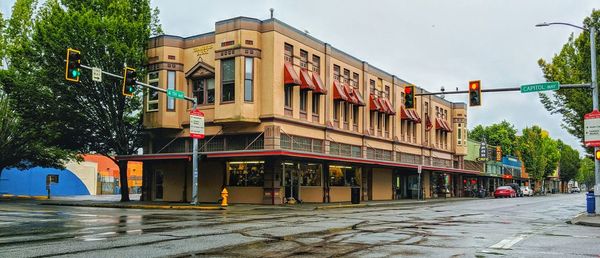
<box><xmin>92</xmin><ymin>67</ymin><xmax>102</xmax><ymax>82</ymax></box>
<box><xmin>190</xmin><ymin>109</ymin><xmax>205</xmax><ymax>205</ymax></box>
<box><xmin>417</xmin><ymin>165</ymin><xmax>422</xmax><ymax>201</ymax></box>
<box><xmin>46</xmin><ymin>174</ymin><xmax>59</xmax><ymax>199</ymax></box>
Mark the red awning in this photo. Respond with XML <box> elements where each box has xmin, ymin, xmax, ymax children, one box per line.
<box><xmin>383</xmin><ymin>98</ymin><xmax>396</xmax><ymax>115</ymax></box>
<box><xmin>370</xmin><ymin>94</ymin><xmax>382</xmax><ymax>111</ymax></box>
<box><xmin>378</xmin><ymin>98</ymin><xmax>389</xmax><ymax>113</ymax></box>
<box><xmin>436</xmin><ymin>118</ymin><xmax>450</xmax><ymax>131</ymax></box>
<box><xmin>333</xmin><ymin>80</ymin><xmax>349</xmax><ymax>101</ymax></box>
<box><xmin>299</xmin><ymin>68</ymin><xmax>315</xmax><ymax>91</ymax></box>
<box><xmin>410</xmin><ymin>109</ymin><xmax>421</xmax><ymax>123</ymax></box>
<box><xmin>353</xmin><ymin>88</ymin><xmax>366</xmax><ymax>106</ymax></box>
<box><xmin>344</xmin><ymin>84</ymin><xmax>359</xmax><ymax>105</ymax></box>
<box><xmin>311</xmin><ymin>72</ymin><xmax>327</xmax><ymax>95</ymax></box>
<box><xmin>443</xmin><ymin>119</ymin><xmax>453</xmax><ymax>132</ymax></box>
<box><xmin>284</xmin><ymin>63</ymin><xmax>301</xmax><ymax>86</ymax></box>
<box><xmin>401</xmin><ymin>107</ymin><xmax>411</xmax><ymax>120</ymax></box>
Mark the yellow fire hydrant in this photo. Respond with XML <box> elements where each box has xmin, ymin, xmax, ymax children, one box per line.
<box><xmin>221</xmin><ymin>188</ymin><xmax>229</xmax><ymax>207</ymax></box>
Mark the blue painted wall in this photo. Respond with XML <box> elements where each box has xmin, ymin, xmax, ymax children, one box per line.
<box><xmin>0</xmin><ymin>167</ymin><xmax>90</xmax><ymax>196</ymax></box>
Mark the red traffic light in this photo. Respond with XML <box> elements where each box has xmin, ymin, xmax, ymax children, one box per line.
<box><xmin>470</xmin><ymin>81</ymin><xmax>480</xmax><ymax>90</ymax></box>
<box><xmin>404</xmin><ymin>86</ymin><xmax>412</xmax><ymax>94</ymax></box>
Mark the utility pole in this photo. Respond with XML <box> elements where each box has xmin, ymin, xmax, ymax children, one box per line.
<box><xmin>590</xmin><ymin>26</ymin><xmax>600</xmax><ymax>213</ymax></box>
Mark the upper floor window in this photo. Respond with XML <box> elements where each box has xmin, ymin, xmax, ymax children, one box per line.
<box><xmin>444</xmin><ymin>110</ymin><xmax>448</xmax><ymax>120</ymax></box>
<box><xmin>352</xmin><ymin>72</ymin><xmax>359</xmax><ymax>87</ymax></box>
<box><xmin>244</xmin><ymin>57</ymin><xmax>253</xmax><ymax>102</ymax></box>
<box><xmin>343</xmin><ymin>69</ymin><xmax>350</xmax><ymax>83</ymax></box>
<box><xmin>221</xmin><ymin>58</ymin><xmax>235</xmax><ymax>102</ymax></box>
<box><xmin>284</xmin><ymin>43</ymin><xmax>293</xmax><ymax>63</ymax></box>
<box><xmin>333</xmin><ymin>65</ymin><xmax>340</xmax><ymax>81</ymax></box>
<box><xmin>385</xmin><ymin>85</ymin><xmax>390</xmax><ymax>99</ymax></box>
<box><xmin>300</xmin><ymin>90</ymin><xmax>308</xmax><ymax>112</ymax></box>
<box><xmin>457</xmin><ymin>123</ymin><xmax>462</xmax><ymax>144</ymax></box>
<box><xmin>147</xmin><ymin>72</ymin><xmax>159</xmax><ymax>112</ymax></box>
<box><xmin>343</xmin><ymin>102</ymin><xmax>349</xmax><ymax>123</ymax></box>
<box><xmin>312</xmin><ymin>94</ymin><xmax>320</xmax><ymax>114</ymax></box>
<box><xmin>300</xmin><ymin>49</ymin><xmax>308</xmax><ymax>69</ymax></box>
<box><xmin>312</xmin><ymin>55</ymin><xmax>320</xmax><ymax>73</ymax></box>
<box><xmin>436</xmin><ymin>107</ymin><xmax>440</xmax><ymax>117</ymax></box>
<box><xmin>370</xmin><ymin>80</ymin><xmax>376</xmax><ymax>94</ymax></box>
<box><xmin>353</xmin><ymin>105</ymin><xmax>359</xmax><ymax>126</ymax></box>
<box><xmin>284</xmin><ymin>85</ymin><xmax>293</xmax><ymax>108</ymax></box>
<box><xmin>192</xmin><ymin>77</ymin><xmax>215</xmax><ymax>105</ymax></box>
<box><xmin>167</xmin><ymin>71</ymin><xmax>176</xmax><ymax>111</ymax></box>
<box><xmin>334</xmin><ymin>101</ymin><xmax>340</xmax><ymax>122</ymax></box>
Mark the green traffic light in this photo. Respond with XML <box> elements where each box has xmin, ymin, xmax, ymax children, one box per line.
<box><xmin>71</xmin><ymin>69</ymin><xmax>79</xmax><ymax>78</ymax></box>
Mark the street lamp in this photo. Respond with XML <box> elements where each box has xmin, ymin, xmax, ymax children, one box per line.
<box><xmin>536</xmin><ymin>21</ymin><xmax>599</xmax><ymax>213</ymax></box>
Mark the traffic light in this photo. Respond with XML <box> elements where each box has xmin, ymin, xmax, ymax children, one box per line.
<box><xmin>469</xmin><ymin>80</ymin><xmax>481</xmax><ymax>106</ymax></box>
<box><xmin>65</xmin><ymin>48</ymin><xmax>81</xmax><ymax>82</ymax></box>
<box><xmin>595</xmin><ymin>149</ymin><xmax>600</xmax><ymax>161</ymax></box>
<box><xmin>122</xmin><ymin>67</ymin><xmax>137</xmax><ymax>97</ymax></box>
<box><xmin>404</xmin><ymin>85</ymin><xmax>416</xmax><ymax>109</ymax></box>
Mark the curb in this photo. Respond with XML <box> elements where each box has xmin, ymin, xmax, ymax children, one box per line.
<box><xmin>0</xmin><ymin>195</ymin><xmax>48</xmax><ymax>200</ymax></box>
<box><xmin>571</xmin><ymin>212</ymin><xmax>600</xmax><ymax>227</ymax></box>
<box><xmin>314</xmin><ymin>203</ymin><xmax>368</xmax><ymax>210</ymax></box>
<box><xmin>39</xmin><ymin>202</ymin><xmax>225</xmax><ymax>210</ymax></box>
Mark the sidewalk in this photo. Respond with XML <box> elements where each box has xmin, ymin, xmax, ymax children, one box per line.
<box><xmin>571</xmin><ymin>213</ymin><xmax>600</xmax><ymax>227</ymax></box>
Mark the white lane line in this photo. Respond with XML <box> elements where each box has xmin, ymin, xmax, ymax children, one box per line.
<box><xmin>490</xmin><ymin>235</ymin><xmax>527</xmax><ymax>249</ymax></box>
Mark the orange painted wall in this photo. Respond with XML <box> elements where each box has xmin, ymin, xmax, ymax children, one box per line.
<box><xmin>82</xmin><ymin>154</ymin><xmax>143</xmax><ymax>188</ymax></box>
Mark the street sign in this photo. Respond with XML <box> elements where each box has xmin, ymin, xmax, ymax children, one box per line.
<box><xmin>92</xmin><ymin>67</ymin><xmax>102</xmax><ymax>82</ymax></box>
<box><xmin>167</xmin><ymin>89</ymin><xmax>185</xmax><ymax>99</ymax></box>
<box><xmin>190</xmin><ymin>109</ymin><xmax>205</xmax><ymax>139</ymax></box>
<box><xmin>584</xmin><ymin>110</ymin><xmax>600</xmax><ymax>147</ymax></box>
<box><xmin>520</xmin><ymin>81</ymin><xmax>560</xmax><ymax>93</ymax></box>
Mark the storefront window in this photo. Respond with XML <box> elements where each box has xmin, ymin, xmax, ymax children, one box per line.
<box><xmin>300</xmin><ymin>163</ymin><xmax>322</xmax><ymax>186</ymax></box>
<box><xmin>227</xmin><ymin>161</ymin><xmax>264</xmax><ymax>187</ymax></box>
<box><xmin>329</xmin><ymin>165</ymin><xmax>359</xmax><ymax>186</ymax></box>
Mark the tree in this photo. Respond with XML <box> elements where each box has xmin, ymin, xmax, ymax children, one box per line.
<box><xmin>577</xmin><ymin>158</ymin><xmax>595</xmax><ymax>189</ymax></box>
<box><xmin>2</xmin><ymin>0</ymin><xmax>162</xmax><ymax>201</ymax></box>
<box><xmin>468</xmin><ymin>120</ymin><xmax>518</xmax><ymax>156</ymax></box>
<box><xmin>557</xmin><ymin>140</ymin><xmax>581</xmax><ymax>183</ymax></box>
<box><xmin>0</xmin><ymin>82</ymin><xmax>75</xmax><ymax>177</ymax></box>
<box><xmin>538</xmin><ymin>10</ymin><xmax>600</xmax><ymax>153</ymax></box>
<box><xmin>516</xmin><ymin>126</ymin><xmax>561</xmax><ymax>193</ymax></box>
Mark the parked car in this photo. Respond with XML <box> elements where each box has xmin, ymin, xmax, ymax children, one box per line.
<box><xmin>520</xmin><ymin>186</ymin><xmax>533</xmax><ymax>196</ymax></box>
<box><xmin>508</xmin><ymin>183</ymin><xmax>524</xmax><ymax>197</ymax></box>
<box><xmin>570</xmin><ymin>186</ymin><xmax>581</xmax><ymax>193</ymax></box>
<box><xmin>494</xmin><ymin>186</ymin><xmax>517</xmax><ymax>198</ymax></box>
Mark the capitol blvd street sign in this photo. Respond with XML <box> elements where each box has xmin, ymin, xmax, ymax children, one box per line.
<box><xmin>584</xmin><ymin>110</ymin><xmax>600</xmax><ymax>147</ymax></box>
<box><xmin>189</xmin><ymin>109</ymin><xmax>205</xmax><ymax>139</ymax></box>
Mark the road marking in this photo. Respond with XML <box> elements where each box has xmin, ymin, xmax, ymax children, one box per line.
<box><xmin>490</xmin><ymin>235</ymin><xmax>526</xmax><ymax>249</ymax></box>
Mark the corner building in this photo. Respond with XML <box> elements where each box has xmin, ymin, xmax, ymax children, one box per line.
<box><xmin>121</xmin><ymin>17</ymin><xmax>479</xmax><ymax>204</ymax></box>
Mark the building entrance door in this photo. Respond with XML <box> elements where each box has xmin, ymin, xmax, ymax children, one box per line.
<box><xmin>282</xmin><ymin>163</ymin><xmax>299</xmax><ymax>202</ymax></box>
<box><xmin>153</xmin><ymin>169</ymin><xmax>164</xmax><ymax>201</ymax></box>
<box><xmin>393</xmin><ymin>172</ymin><xmax>403</xmax><ymax>199</ymax></box>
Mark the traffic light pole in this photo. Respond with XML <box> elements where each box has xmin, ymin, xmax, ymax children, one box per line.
<box><xmin>78</xmin><ymin>63</ymin><xmax>200</xmax><ymax>205</ymax></box>
<box><xmin>589</xmin><ymin>27</ymin><xmax>600</xmax><ymax>214</ymax></box>
<box><xmin>414</xmin><ymin>83</ymin><xmax>591</xmax><ymax>96</ymax></box>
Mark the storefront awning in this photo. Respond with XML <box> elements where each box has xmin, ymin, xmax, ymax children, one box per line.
<box><xmin>344</xmin><ymin>83</ymin><xmax>359</xmax><ymax>105</ymax></box>
<box><xmin>284</xmin><ymin>63</ymin><xmax>301</xmax><ymax>86</ymax></box>
<box><xmin>410</xmin><ymin>109</ymin><xmax>421</xmax><ymax>123</ymax></box>
<box><xmin>369</xmin><ymin>94</ymin><xmax>382</xmax><ymax>111</ymax></box>
<box><xmin>299</xmin><ymin>68</ymin><xmax>316</xmax><ymax>91</ymax></box>
<box><xmin>311</xmin><ymin>72</ymin><xmax>327</xmax><ymax>95</ymax></box>
<box><xmin>378</xmin><ymin>98</ymin><xmax>389</xmax><ymax>113</ymax></box>
<box><xmin>401</xmin><ymin>107</ymin><xmax>417</xmax><ymax>122</ymax></box>
<box><xmin>353</xmin><ymin>88</ymin><xmax>366</xmax><ymax>106</ymax></box>
<box><xmin>382</xmin><ymin>98</ymin><xmax>396</xmax><ymax>115</ymax></box>
<box><xmin>436</xmin><ymin>118</ymin><xmax>451</xmax><ymax>132</ymax></box>
<box><xmin>443</xmin><ymin>119</ymin><xmax>453</xmax><ymax>132</ymax></box>
<box><xmin>333</xmin><ymin>80</ymin><xmax>349</xmax><ymax>101</ymax></box>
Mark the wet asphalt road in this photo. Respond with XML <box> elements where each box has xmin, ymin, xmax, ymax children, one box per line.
<box><xmin>0</xmin><ymin>193</ymin><xmax>598</xmax><ymax>258</ymax></box>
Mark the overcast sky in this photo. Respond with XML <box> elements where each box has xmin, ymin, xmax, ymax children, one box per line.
<box><xmin>1</xmin><ymin>0</ymin><xmax>597</xmax><ymax>153</ymax></box>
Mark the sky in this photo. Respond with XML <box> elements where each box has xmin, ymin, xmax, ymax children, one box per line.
<box><xmin>1</xmin><ymin>0</ymin><xmax>597</xmax><ymax>153</ymax></box>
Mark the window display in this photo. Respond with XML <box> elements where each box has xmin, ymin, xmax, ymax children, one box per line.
<box><xmin>227</xmin><ymin>161</ymin><xmax>264</xmax><ymax>187</ymax></box>
<box><xmin>329</xmin><ymin>165</ymin><xmax>359</xmax><ymax>186</ymax></box>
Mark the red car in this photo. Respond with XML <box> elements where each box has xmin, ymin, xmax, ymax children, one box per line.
<box><xmin>494</xmin><ymin>186</ymin><xmax>516</xmax><ymax>198</ymax></box>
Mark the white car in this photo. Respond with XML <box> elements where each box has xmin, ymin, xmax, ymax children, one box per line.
<box><xmin>570</xmin><ymin>186</ymin><xmax>581</xmax><ymax>193</ymax></box>
<box><xmin>520</xmin><ymin>186</ymin><xmax>534</xmax><ymax>196</ymax></box>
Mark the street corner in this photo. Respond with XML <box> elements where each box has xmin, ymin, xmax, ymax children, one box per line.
<box><xmin>571</xmin><ymin>212</ymin><xmax>600</xmax><ymax>227</ymax></box>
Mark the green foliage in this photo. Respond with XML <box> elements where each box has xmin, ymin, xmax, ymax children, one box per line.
<box><xmin>538</xmin><ymin>10</ymin><xmax>600</xmax><ymax>153</ymax></box>
<box><xmin>0</xmin><ymin>73</ymin><xmax>77</xmax><ymax>175</ymax></box>
<box><xmin>468</xmin><ymin>120</ymin><xmax>518</xmax><ymax>155</ymax></box>
<box><xmin>2</xmin><ymin>0</ymin><xmax>161</xmax><ymax>201</ymax></box>
<box><xmin>516</xmin><ymin>126</ymin><xmax>561</xmax><ymax>181</ymax></box>
<box><xmin>557</xmin><ymin>140</ymin><xmax>580</xmax><ymax>182</ymax></box>
<box><xmin>577</xmin><ymin>157</ymin><xmax>595</xmax><ymax>188</ymax></box>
